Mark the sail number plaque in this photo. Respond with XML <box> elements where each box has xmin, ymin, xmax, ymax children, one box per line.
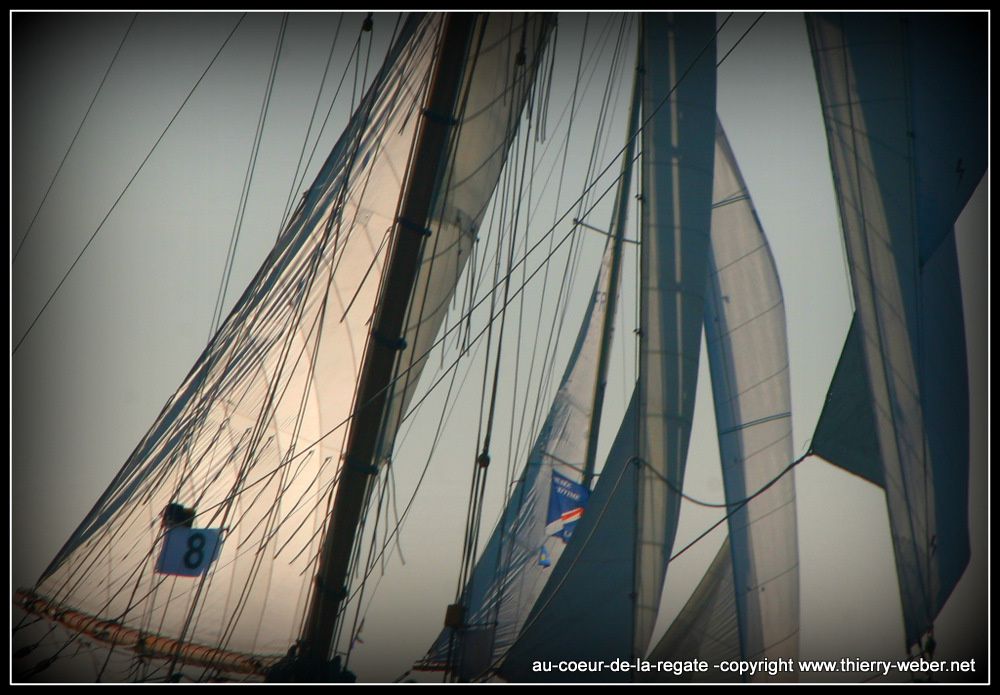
<box><xmin>156</xmin><ymin>527</ymin><xmax>222</xmax><ymax>577</ymax></box>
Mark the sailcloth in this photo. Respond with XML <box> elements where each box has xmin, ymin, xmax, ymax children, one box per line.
<box><xmin>806</xmin><ymin>12</ymin><xmax>984</xmax><ymax>648</ymax></box>
<box><xmin>647</xmin><ymin>120</ymin><xmax>797</xmax><ymax>680</ymax></box>
<box><xmin>498</xmin><ymin>390</ymin><xmax>640</xmax><ymax>682</ymax></box>
<box><xmin>647</xmin><ymin>541</ymin><xmax>740</xmax><ymax>682</ymax></box>
<box><xmin>16</xmin><ymin>12</ymin><xmax>552</xmax><ymax>677</ymax></box>
<box><xmin>634</xmin><ymin>11</ymin><xmax>717</xmax><ymax>657</ymax></box>
<box><xmin>415</xmin><ymin>238</ymin><xmax>620</xmax><ymax>679</ymax></box>
<box><xmin>496</xmin><ymin>14</ymin><xmax>720</xmax><ymax>681</ymax></box>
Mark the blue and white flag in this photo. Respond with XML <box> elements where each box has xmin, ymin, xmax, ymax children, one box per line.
<box><xmin>156</xmin><ymin>527</ymin><xmax>222</xmax><ymax>577</ymax></box>
<box><xmin>544</xmin><ymin>471</ymin><xmax>589</xmax><ymax>542</ymax></box>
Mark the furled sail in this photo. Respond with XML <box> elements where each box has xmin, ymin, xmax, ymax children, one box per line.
<box><xmin>647</xmin><ymin>120</ymin><xmax>798</xmax><ymax>680</ymax></box>
<box><xmin>415</xmin><ymin>237</ymin><xmax>619</xmax><ymax>679</ymax></box>
<box><xmin>15</xmin><ymin>12</ymin><xmax>552</xmax><ymax>680</ymax></box>
<box><xmin>806</xmin><ymin>12</ymin><xmax>984</xmax><ymax>649</ymax></box>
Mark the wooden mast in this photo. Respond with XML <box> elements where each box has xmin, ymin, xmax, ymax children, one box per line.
<box><xmin>298</xmin><ymin>13</ymin><xmax>477</xmax><ymax>677</ymax></box>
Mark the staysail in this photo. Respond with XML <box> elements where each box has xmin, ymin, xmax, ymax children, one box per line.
<box><xmin>415</xmin><ymin>238</ymin><xmax>620</xmax><ymax>679</ymax></box>
<box><xmin>497</xmin><ymin>390</ymin><xmax>640</xmax><ymax>682</ymax></box>
<box><xmin>646</xmin><ymin>540</ymin><xmax>740</xmax><ymax>681</ymax></box>
<box><xmin>647</xmin><ymin>120</ymin><xmax>798</xmax><ymax>680</ymax></box>
<box><xmin>414</xmin><ymin>39</ymin><xmax>640</xmax><ymax>679</ymax></box>
<box><xmin>495</xmin><ymin>13</ymin><xmax>719</xmax><ymax>681</ymax></box>
<box><xmin>806</xmin><ymin>12</ymin><xmax>984</xmax><ymax>649</ymax></box>
<box><xmin>16</xmin><ymin>12</ymin><xmax>552</xmax><ymax>680</ymax></box>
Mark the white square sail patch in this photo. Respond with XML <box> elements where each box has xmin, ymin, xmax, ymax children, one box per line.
<box><xmin>156</xmin><ymin>527</ymin><xmax>222</xmax><ymax>577</ymax></box>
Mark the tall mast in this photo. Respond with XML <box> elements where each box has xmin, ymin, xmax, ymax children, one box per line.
<box><xmin>581</xmin><ymin>47</ymin><xmax>642</xmax><ymax>490</ymax></box>
<box><xmin>299</xmin><ymin>14</ymin><xmax>476</xmax><ymax>672</ymax></box>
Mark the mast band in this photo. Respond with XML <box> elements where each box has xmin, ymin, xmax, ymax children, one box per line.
<box><xmin>421</xmin><ymin>108</ymin><xmax>458</xmax><ymax>126</ymax></box>
<box><xmin>372</xmin><ymin>331</ymin><xmax>407</xmax><ymax>351</ymax></box>
<box><xmin>345</xmin><ymin>455</ymin><xmax>379</xmax><ymax>476</ymax></box>
<box><xmin>397</xmin><ymin>216</ymin><xmax>432</xmax><ymax>238</ymax></box>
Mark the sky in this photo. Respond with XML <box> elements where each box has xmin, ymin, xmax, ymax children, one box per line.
<box><xmin>11</xmin><ymin>11</ymin><xmax>988</xmax><ymax>683</ymax></box>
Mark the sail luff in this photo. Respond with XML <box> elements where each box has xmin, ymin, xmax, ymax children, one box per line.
<box><xmin>581</xmin><ymin>51</ymin><xmax>641</xmax><ymax>489</ymax></box>
<box><xmin>300</xmin><ymin>14</ymin><xmax>478</xmax><ymax>666</ymax></box>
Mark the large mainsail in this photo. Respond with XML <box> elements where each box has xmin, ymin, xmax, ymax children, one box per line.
<box><xmin>806</xmin><ymin>12</ymin><xmax>984</xmax><ymax>649</ymax></box>
<box><xmin>647</xmin><ymin>120</ymin><xmax>798</xmax><ymax>679</ymax></box>
<box><xmin>16</xmin><ymin>13</ymin><xmax>552</xmax><ymax>680</ymax></box>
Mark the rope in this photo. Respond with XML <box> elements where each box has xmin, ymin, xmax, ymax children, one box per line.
<box><xmin>13</xmin><ymin>14</ymin><xmax>248</xmax><ymax>356</ymax></box>
<box><xmin>13</xmin><ymin>13</ymin><xmax>138</xmax><ymax>263</ymax></box>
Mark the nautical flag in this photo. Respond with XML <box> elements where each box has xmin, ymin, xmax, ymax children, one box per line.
<box><xmin>544</xmin><ymin>471</ymin><xmax>588</xmax><ymax>542</ymax></box>
<box><xmin>156</xmin><ymin>527</ymin><xmax>222</xmax><ymax>577</ymax></box>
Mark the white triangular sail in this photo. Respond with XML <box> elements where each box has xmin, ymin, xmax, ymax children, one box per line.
<box><xmin>498</xmin><ymin>390</ymin><xmax>639</xmax><ymax>682</ymax></box>
<box><xmin>415</xmin><ymin>238</ymin><xmax>618</xmax><ymax>678</ymax></box>
<box><xmin>645</xmin><ymin>540</ymin><xmax>740</xmax><ymax>682</ymax></box>
<box><xmin>18</xmin><ymin>13</ymin><xmax>552</xmax><ymax>678</ymax></box>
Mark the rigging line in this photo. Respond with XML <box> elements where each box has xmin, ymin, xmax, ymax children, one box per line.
<box><xmin>115</xmin><ymin>10</ymin><xmax>750</xmax><ymax>546</ymax></box>
<box><xmin>637</xmin><ymin>430</ymin><xmax>791</xmax><ymax>509</ymax></box>
<box><xmin>717</xmin><ymin>12</ymin><xmax>765</xmax><ymax>68</ymax></box>
<box><xmin>463</xmin><ymin>51</ymin><xmax>535</xmax><ymax>610</ymax></box>
<box><xmin>523</xmin><ymin>16</ymin><xmax>628</xmax><ymax>457</ymax></box>
<box><xmin>511</xmin><ymin>15</ymin><xmax>594</xmax><ymax>463</ymax></box>
<box><xmin>277</xmin><ymin>14</ymin><xmax>345</xmax><ymax>234</ymax></box>
<box><xmin>506</xmin><ymin>85</ymin><xmax>542</xmax><ymax>498</ymax></box>
<box><xmin>667</xmin><ymin>451</ymin><xmax>810</xmax><ymax>565</ymax></box>
<box><xmin>13</xmin><ymin>13</ymin><xmax>138</xmax><ymax>263</ymax></box>
<box><xmin>493</xmin><ymin>450</ymin><xmax>811</xmax><ymax>674</ymax></box>
<box><xmin>210</xmin><ymin>13</ymin><xmax>290</xmax><ymax>340</ymax></box>
<box><xmin>277</xmin><ymin>29</ymin><xmax>364</xmax><ymax>234</ymax></box>
<box><xmin>323</xmin><ymin>268</ymin><xmax>490</xmax><ymax>651</ymax></box>
<box><xmin>12</xmin><ymin>13</ymin><xmax>248</xmax><ymax>357</ymax></box>
<box><xmin>281</xmin><ymin>13</ymin><xmax>405</xmax><ymax>239</ymax></box>
<box><xmin>458</xmin><ymin>32</ymin><xmax>518</xmax><ymax>600</ymax></box>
